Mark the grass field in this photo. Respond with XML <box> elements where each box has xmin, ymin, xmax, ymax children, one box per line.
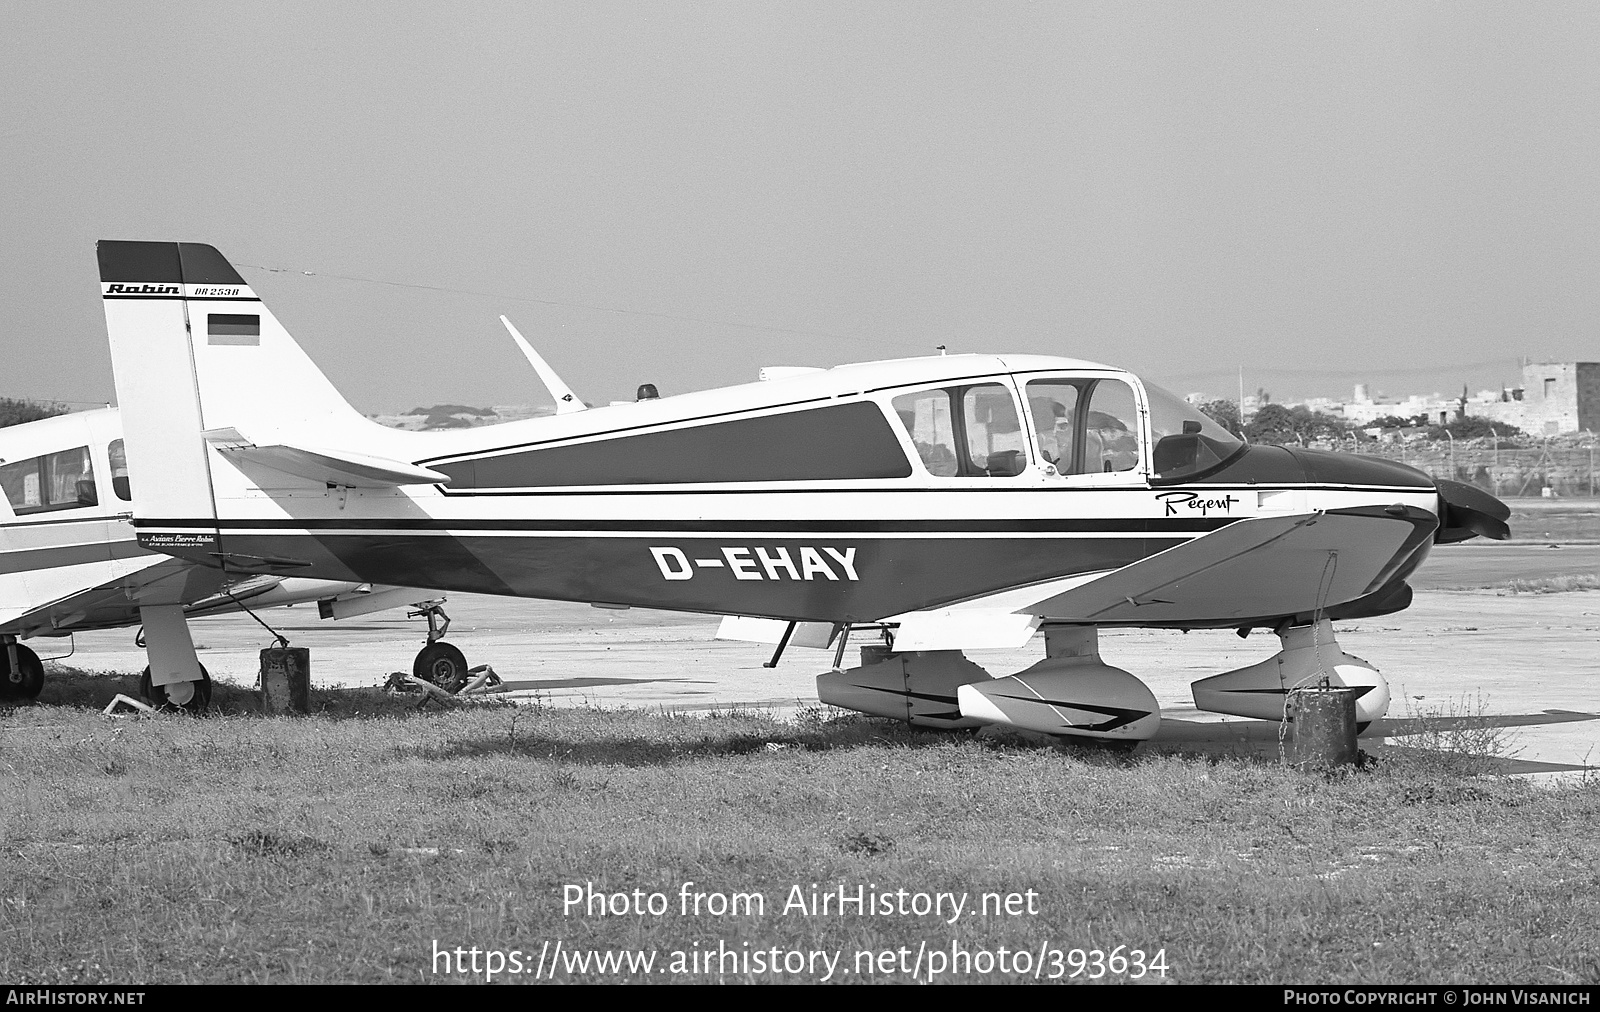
<box><xmin>2</xmin><ymin>669</ymin><xmax>1596</xmax><ymax>985</ymax></box>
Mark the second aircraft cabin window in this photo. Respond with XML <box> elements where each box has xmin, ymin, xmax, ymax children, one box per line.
<box><xmin>0</xmin><ymin>446</ymin><xmax>97</xmax><ymax>515</ymax></box>
<box><xmin>891</xmin><ymin>383</ymin><xmax>1026</xmax><ymax>478</ymax></box>
<box><xmin>108</xmin><ymin>439</ymin><xmax>132</xmax><ymax>501</ymax></box>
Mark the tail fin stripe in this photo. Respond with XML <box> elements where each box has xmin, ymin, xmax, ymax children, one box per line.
<box><xmin>97</xmin><ymin>240</ymin><xmax>183</xmax><ymax>283</ymax></box>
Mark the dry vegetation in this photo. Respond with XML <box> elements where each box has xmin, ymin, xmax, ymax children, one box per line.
<box><xmin>1</xmin><ymin>667</ymin><xmax>1596</xmax><ymax>985</ymax></box>
<box><xmin>1501</xmin><ymin>574</ymin><xmax>1600</xmax><ymax>595</ymax></box>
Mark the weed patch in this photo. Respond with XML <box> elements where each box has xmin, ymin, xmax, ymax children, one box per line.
<box><xmin>839</xmin><ymin>830</ymin><xmax>894</xmax><ymax>857</ymax></box>
<box><xmin>1384</xmin><ymin>694</ymin><xmax>1524</xmax><ymax>776</ymax></box>
<box><xmin>1502</xmin><ymin>573</ymin><xmax>1600</xmax><ymax>594</ymax></box>
<box><xmin>229</xmin><ymin>830</ymin><xmax>331</xmax><ymax>858</ymax></box>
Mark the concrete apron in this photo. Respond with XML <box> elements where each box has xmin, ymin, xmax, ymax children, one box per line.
<box><xmin>57</xmin><ymin>587</ymin><xmax>1599</xmax><ymax>782</ymax></box>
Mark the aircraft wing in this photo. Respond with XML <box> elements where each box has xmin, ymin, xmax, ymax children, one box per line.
<box><xmin>0</xmin><ymin>555</ymin><xmax>237</xmax><ymax>638</ymax></box>
<box><xmin>0</xmin><ymin>556</ymin><xmax>439</xmax><ymax>640</ymax></box>
<box><xmin>887</xmin><ymin>508</ymin><xmax>1431</xmax><ymax>649</ymax></box>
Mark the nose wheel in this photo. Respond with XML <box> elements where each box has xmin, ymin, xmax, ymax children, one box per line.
<box><xmin>413</xmin><ymin>642</ymin><xmax>470</xmax><ymax>693</ymax></box>
<box><xmin>408</xmin><ymin>603</ymin><xmax>474</xmax><ymax>693</ymax></box>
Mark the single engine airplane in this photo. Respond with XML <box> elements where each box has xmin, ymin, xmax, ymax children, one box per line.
<box><xmin>0</xmin><ymin>405</ymin><xmax>458</xmax><ymax>708</ymax></box>
<box><xmin>97</xmin><ymin>240</ymin><xmax>1510</xmax><ymax>743</ymax></box>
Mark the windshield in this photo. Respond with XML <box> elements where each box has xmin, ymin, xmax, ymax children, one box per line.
<box><xmin>1141</xmin><ymin>382</ymin><xmax>1245</xmax><ymax>482</ymax></box>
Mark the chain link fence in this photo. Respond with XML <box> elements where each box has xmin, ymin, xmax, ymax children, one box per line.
<box><xmin>1301</xmin><ymin>437</ymin><xmax>1600</xmax><ymax>498</ymax></box>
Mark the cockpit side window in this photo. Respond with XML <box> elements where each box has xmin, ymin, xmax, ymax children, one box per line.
<box><xmin>1068</xmin><ymin>380</ymin><xmax>1140</xmax><ymax>474</ymax></box>
<box><xmin>108</xmin><ymin>439</ymin><xmax>131</xmax><ymax>501</ymax></box>
<box><xmin>891</xmin><ymin>382</ymin><xmax>1026</xmax><ymax>478</ymax></box>
<box><xmin>0</xmin><ymin>446</ymin><xmax>97</xmax><ymax>515</ymax></box>
<box><xmin>1025</xmin><ymin>381</ymin><xmax>1083</xmax><ymax>471</ymax></box>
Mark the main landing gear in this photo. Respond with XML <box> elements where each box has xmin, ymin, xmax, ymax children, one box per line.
<box><xmin>1190</xmin><ymin>617</ymin><xmax>1389</xmax><ymax>731</ymax></box>
<box><xmin>817</xmin><ymin>626</ymin><xmax>1162</xmax><ymax>746</ymax></box>
<box><xmin>140</xmin><ymin>663</ymin><xmax>213</xmax><ymax>711</ymax></box>
<box><xmin>135</xmin><ymin>605</ymin><xmax>211</xmax><ymax>712</ymax></box>
<box><xmin>816</xmin><ymin>618</ymin><xmax>1392</xmax><ymax>749</ymax></box>
<box><xmin>0</xmin><ymin>636</ymin><xmax>44</xmax><ymax>702</ymax></box>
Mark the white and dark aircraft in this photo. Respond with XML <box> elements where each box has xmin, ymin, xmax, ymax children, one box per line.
<box><xmin>0</xmin><ymin>405</ymin><xmax>457</xmax><ymax>707</ymax></box>
<box><xmin>97</xmin><ymin>240</ymin><xmax>1510</xmax><ymax>743</ymax></box>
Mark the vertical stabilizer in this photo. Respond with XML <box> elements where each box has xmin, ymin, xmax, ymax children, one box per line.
<box><xmin>99</xmin><ymin>240</ymin><xmax>376</xmax><ymax>555</ymax></box>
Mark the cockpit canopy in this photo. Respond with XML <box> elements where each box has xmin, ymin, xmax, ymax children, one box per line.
<box><xmin>889</xmin><ymin>370</ymin><xmax>1243</xmax><ymax>484</ymax></box>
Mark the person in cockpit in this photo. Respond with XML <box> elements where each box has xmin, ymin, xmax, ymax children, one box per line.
<box><xmin>1030</xmin><ymin>397</ymin><xmax>1071</xmax><ymax>469</ymax></box>
<box><xmin>1084</xmin><ymin>409</ymin><xmax>1139</xmax><ymax>473</ymax></box>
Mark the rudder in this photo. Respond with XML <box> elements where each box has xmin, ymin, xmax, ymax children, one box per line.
<box><xmin>99</xmin><ymin>241</ymin><xmax>219</xmax><ymax>549</ymax></box>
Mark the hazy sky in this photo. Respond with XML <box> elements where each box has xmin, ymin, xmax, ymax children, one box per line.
<box><xmin>3</xmin><ymin>2</ymin><xmax>1597</xmax><ymax>413</ymax></box>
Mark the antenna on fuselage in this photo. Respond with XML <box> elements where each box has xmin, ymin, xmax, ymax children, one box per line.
<box><xmin>499</xmin><ymin>315</ymin><xmax>586</xmax><ymax>414</ymax></box>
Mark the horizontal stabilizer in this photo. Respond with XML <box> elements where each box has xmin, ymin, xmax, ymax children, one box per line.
<box><xmin>182</xmin><ymin>574</ymin><xmax>285</xmax><ymax>615</ymax></box>
<box><xmin>891</xmin><ymin>610</ymin><xmax>1040</xmax><ymax>651</ymax></box>
<box><xmin>316</xmin><ymin>585</ymin><xmax>442</xmax><ymax>621</ymax></box>
<box><xmin>205</xmin><ymin>430</ymin><xmax>450</xmax><ymax>487</ymax></box>
<box><xmin>716</xmin><ymin>615</ymin><xmax>838</xmax><ymax>649</ymax></box>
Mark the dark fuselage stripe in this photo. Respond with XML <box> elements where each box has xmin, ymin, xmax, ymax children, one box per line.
<box><xmin>135</xmin><ymin>516</ymin><xmax>1241</xmax><ymax>534</ymax></box>
<box><xmin>134</xmin><ymin>529</ymin><xmax>1185</xmax><ymax>622</ymax></box>
<box><xmin>0</xmin><ymin>515</ymin><xmax>125</xmax><ymax>533</ymax></box>
<box><xmin>437</xmin><ymin>483</ymin><xmax>1434</xmax><ymax>496</ymax></box>
<box><xmin>0</xmin><ymin>538</ymin><xmax>151</xmax><ymax>576</ymax></box>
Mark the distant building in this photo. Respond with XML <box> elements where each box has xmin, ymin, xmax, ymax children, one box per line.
<box><xmin>1474</xmin><ymin>362</ymin><xmax>1599</xmax><ymax>435</ymax></box>
<box><xmin>1340</xmin><ymin>391</ymin><xmax>1455</xmax><ymax>426</ymax></box>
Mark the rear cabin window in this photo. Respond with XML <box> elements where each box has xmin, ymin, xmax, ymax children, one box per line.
<box><xmin>892</xmin><ymin>389</ymin><xmax>959</xmax><ymax>476</ymax></box>
<box><xmin>892</xmin><ymin>382</ymin><xmax>1026</xmax><ymax>477</ymax></box>
<box><xmin>0</xmin><ymin>446</ymin><xmax>97</xmax><ymax>514</ymax></box>
<box><xmin>432</xmin><ymin>400</ymin><xmax>912</xmax><ymax>487</ymax></box>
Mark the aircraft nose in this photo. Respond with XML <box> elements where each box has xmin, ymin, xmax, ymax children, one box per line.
<box><xmin>1197</xmin><ymin>446</ymin><xmax>1513</xmax><ymax>544</ymax></box>
<box><xmin>1275</xmin><ymin>446</ymin><xmax>1512</xmax><ymax>543</ymax></box>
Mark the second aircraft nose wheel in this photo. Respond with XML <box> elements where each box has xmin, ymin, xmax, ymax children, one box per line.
<box><xmin>413</xmin><ymin>642</ymin><xmax>470</xmax><ymax>694</ymax></box>
<box><xmin>0</xmin><ymin>642</ymin><xmax>44</xmax><ymax>702</ymax></box>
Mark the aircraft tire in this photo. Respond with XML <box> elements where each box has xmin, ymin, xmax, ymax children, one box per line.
<box><xmin>0</xmin><ymin>644</ymin><xmax>45</xmax><ymax>701</ymax></box>
<box><xmin>139</xmin><ymin>664</ymin><xmax>212</xmax><ymax>712</ymax></box>
<box><xmin>414</xmin><ymin>642</ymin><xmax>469</xmax><ymax>694</ymax></box>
